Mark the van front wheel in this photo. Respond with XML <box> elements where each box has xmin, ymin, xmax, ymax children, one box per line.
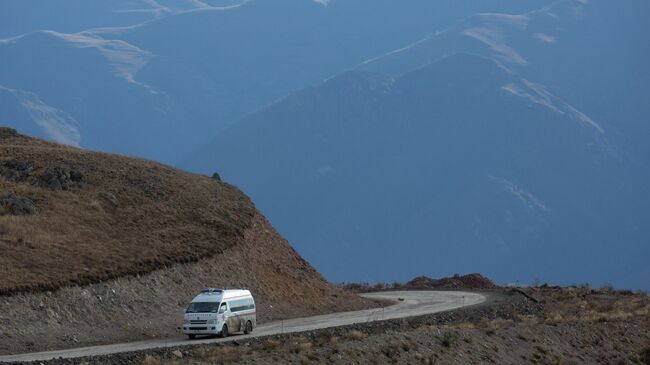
<box><xmin>244</xmin><ymin>321</ymin><xmax>253</xmax><ymax>334</ymax></box>
<box><xmin>220</xmin><ymin>324</ymin><xmax>229</xmax><ymax>338</ymax></box>
<box><xmin>188</xmin><ymin>334</ymin><xmax>196</xmax><ymax>340</ymax></box>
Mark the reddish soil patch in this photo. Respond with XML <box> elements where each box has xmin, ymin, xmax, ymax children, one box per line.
<box><xmin>340</xmin><ymin>273</ymin><xmax>498</xmax><ymax>293</ymax></box>
<box><xmin>405</xmin><ymin>273</ymin><xmax>498</xmax><ymax>290</ymax></box>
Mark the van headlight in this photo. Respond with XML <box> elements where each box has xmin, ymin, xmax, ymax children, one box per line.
<box><xmin>183</xmin><ymin>319</ymin><xmax>190</xmax><ymax>325</ymax></box>
<box><xmin>207</xmin><ymin>319</ymin><xmax>217</xmax><ymax>325</ymax></box>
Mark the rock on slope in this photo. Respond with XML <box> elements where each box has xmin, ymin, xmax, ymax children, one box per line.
<box><xmin>0</xmin><ymin>127</ymin><xmax>373</xmax><ymax>355</ymax></box>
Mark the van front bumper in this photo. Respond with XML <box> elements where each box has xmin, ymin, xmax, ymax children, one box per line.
<box><xmin>183</xmin><ymin>326</ymin><xmax>219</xmax><ymax>334</ymax></box>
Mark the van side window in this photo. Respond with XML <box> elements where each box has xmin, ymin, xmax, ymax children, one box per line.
<box><xmin>219</xmin><ymin>302</ymin><xmax>227</xmax><ymax>313</ymax></box>
<box><xmin>229</xmin><ymin>298</ymin><xmax>255</xmax><ymax>312</ymax></box>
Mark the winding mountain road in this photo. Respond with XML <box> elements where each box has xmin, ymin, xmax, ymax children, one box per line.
<box><xmin>0</xmin><ymin>291</ymin><xmax>486</xmax><ymax>363</ymax></box>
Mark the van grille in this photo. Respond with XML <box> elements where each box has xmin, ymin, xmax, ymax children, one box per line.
<box><xmin>189</xmin><ymin>327</ymin><xmax>207</xmax><ymax>331</ymax></box>
<box><xmin>190</xmin><ymin>320</ymin><xmax>207</xmax><ymax>325</ymax></box>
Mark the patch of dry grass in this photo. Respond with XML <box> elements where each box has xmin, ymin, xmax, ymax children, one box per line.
<box><xmin>192</xmin><ymin>346</ymin><xmax>244</xmax><ymax>362</ymax></box>
<box><xmin>474</xmin><ymin>317</ymin><xmax>516</xmax><ymax>334</ymax></box>
<box><xmin>262</xmin><ymin>339</ymin><xmax>283</xmax><ymax>351</ymax></box>
<box><xmin>142</xmin><ymin>355</ymin><xmax>161</xmax><ymax>365</ymax></box>
<box><xmin>343</xmin><ymin>329</ymin><xmax>366</xmax><ymax>341</ymax></box>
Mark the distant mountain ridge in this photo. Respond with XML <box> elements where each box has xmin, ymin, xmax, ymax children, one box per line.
<box><xmin>183</xmin><ymin>52</ymin><xmax>650</xmax><ymax>289</ymax></box>
<box><xmin>358</xmin><ymin>0</ymin><xmax>650</xmax><ymax>158</ymax></box>
<box><xmin>0</xmin><ymin>0</ymin><xmax>556</xmax><ymax>163</ymax></box>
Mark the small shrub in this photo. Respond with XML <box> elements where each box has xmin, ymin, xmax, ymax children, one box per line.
<box><xmin>382</xmin><ymin>341</ymin><xmax>401</xmax><ymax>358</ymax></box>
<box><xmin>544</xmin><ymin>312</ymin><xmax>564</xmax><ymax>325</ymax></box>
<box><xmin>440</xmin><ymin>332</ymin><xmax>458</xmax><ymax>348</ymax></box>
<box><xmin>340</xmin><ymin>282</ymin><xmax>371</xmax><ymax>293</ymax></box>
<box><xmin>517</xmin><ymin>334</ymin><xmax>528</xmax><ymax>342</ymax></box>
<box><xmin>641</xmin><ymin>347</ymin><xmax>650</xmax><ymax>365</ymax></box>
<box><xmin>289</xmin><ymin>342</ymin><xmax>312</xmax><ymax>354</ymax></box>
<box><xmin>600</xmin><ymin>283</ymin><xmax>614</xmax><ymax>292</ymax></box>
<box><xmin>401</xmin><ymin>340</ymin><xmax>412</xmax><ymax>352</ymax></box>
<box><xmin>594</xmin><ymin>301</ymin><xmax>615</xmax><ymax>313</ymax></box>
<box><xmin>316</xmin><ymin>332</ymin><xmax>333</xmax><ymax>346</ymax></box>
<box><xmin>476</xmin><ymin>319</ymin><xmax>490</xmax><ymax>329</ymax></box>
<box><xmin>89</xmin><ymin>199</ymin><xmax>103</xmax><ymax>212</ymax></box>
<box><xmin>262</xmin><ymin>339</ymin><xmax>282</xmax><ymax>351</ymax></box>
<box><xmin>344</xmin><ymin>329</ymin><xmax>366</xmax><ymax>341</ymax></box>
<box><xmin>191</xmin><ymin>348</ymin><xmax>214</xmax><ymax>362</ymax></box>
<box><xmin>212</xmin><ymin>346</ymin><xmax>240</xmax><ymax>361</ymax></box>
<box><xmin>414</xmin><ymin>352</ymin><xmax>427</xmax><ymax>365</ymax></box>
<box><xmin>141</xmin><ymin>355</ymin><xmax>161</xmax><ymax>365</ymax></box>
<box><xmin>0</xmin><ymin>219</ymin><xmax>9</xmax><ymax>235</ymax></box>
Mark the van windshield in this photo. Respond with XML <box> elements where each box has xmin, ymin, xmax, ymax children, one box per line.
<box><xmin>186</xmin><ymin>302</ymin><xmax>220</xmax><ymax>313</ymax></box>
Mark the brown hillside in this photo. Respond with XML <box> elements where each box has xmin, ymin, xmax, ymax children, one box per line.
<box><xmin>0</xmin><ymin>127</ymin><xmax>257</xmax><ymax>294</ymax></box>
<box><xmin>0</xmin><ymin>127</ymin><xmax>375</xmax><ymax>353</ymax></box>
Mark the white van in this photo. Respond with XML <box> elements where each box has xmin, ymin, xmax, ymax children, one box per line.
<box><xmin>182</xmin><ymin>288</ymin><xmax>256</xmax><ymax>339</ymax></box>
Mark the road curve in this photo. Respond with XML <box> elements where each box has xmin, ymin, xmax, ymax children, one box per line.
<box><xmin>0</xmin><ymin>291</ymin><xmax>485</xmax><ymax>363</ymax></box>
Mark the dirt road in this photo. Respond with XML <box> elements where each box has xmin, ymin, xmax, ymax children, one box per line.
<box><xmin>0</xmin><ymin>291</ymin><xmax>485</xmax><ymax>363</ymax></box>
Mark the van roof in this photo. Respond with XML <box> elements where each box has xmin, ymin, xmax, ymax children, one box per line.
<box><xmin>191</xmin><ymin>289</ymin><xmax>252</xmax><ymax>303</ymax></box>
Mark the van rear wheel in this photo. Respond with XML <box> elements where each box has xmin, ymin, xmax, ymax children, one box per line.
<box><xmin>244</xmin><ymin>321</ymin><xmax>253</xmax><ymax>334</ymax></box>
<box><xmin>220</xmin><ymin>324</ymin><xmax>229</xmax><ymax>338</ymax></box>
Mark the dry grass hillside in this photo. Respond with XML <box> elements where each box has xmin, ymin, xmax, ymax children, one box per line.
<box><xmin>0</xmin><ymin>127</ymin><xmax>256</xmax><ymax>295</ymax></box>
<box><xmin>0</xmin><ymin>127</ymin><xmax>374</xmax><ymax>354</ymax></box>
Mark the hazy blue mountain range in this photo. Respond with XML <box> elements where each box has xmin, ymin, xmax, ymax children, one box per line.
<box><xmin>0</xmin><ymin>0</ymin><xmax>554</xmax><ymax>163</ymax></box>
<box><xmin>358</xmin><ymin>0</ymin><xmax>650</xmax><ymax>160</ymax></box>
<box><xmin>183</xmin><ymin>1</ymin><xmax>650</xmax><ymax>289</ymax></box>
<box><xmin>184</xmin><ymin>52</ymin><xmax>650</xmax><ymax>289</ymax></box>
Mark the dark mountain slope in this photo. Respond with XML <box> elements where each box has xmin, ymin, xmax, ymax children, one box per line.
<box><xmin>184</xmin><ymin>54</ymin><xmax>650</xmax><ymax>289</ymax></box>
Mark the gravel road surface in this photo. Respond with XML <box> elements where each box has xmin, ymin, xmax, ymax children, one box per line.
<box><xmin>0</xmin><ymin>291</ymin><xmax>485</xmax><ymax>363</ymax></box>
